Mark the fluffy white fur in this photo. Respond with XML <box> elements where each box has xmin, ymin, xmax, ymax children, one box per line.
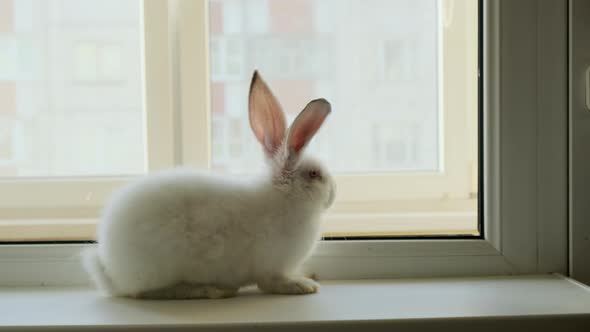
<box><xmin>84</xmin><ymin>71</ymin><xmax>334</xmax><ymax>299</ymax></box>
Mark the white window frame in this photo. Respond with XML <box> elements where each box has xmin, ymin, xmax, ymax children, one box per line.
<box><xmin>190</xmin><ymin>0</ymin><xmax>480</xmax><ymax>237</ymax></box>
<box><xmin>0</xmin><ymin>0</ymin><xmax>572</xmax><ymax>286</ymax></box>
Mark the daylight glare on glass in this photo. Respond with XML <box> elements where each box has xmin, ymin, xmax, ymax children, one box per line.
<box><xmin>210</xmin><ymin>0</ymin><xmax>448</xmax><ymax>174</ymax></box>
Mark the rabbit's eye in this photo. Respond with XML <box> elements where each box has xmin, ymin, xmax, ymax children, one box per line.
<box><xmin>308</xmin><ymin>169</ymin><xmax>321</xmax><ymax>179</ymax></box>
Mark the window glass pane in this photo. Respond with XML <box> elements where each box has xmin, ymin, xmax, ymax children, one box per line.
<box><xmin>0</xmin><ymin>0</ymin><xmax>145</xmax><ymax>176</ymax></box>
<box><xmin>209</xmin><ymin>0</ymin><xmax>445</xmax><ymax>173</ymax></box>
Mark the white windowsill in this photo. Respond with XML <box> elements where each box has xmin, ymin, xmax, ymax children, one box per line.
<box><xmin>1</xmin><ymin>274</ymin><xmax>590</xmax><ymax>331</ymax></box>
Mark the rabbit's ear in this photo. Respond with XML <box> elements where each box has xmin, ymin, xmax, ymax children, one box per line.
<box><xmin>285</xmin><ymin>98</ymin><xmax>331</xmax><ymax>167</ymax></box>
<box><xmin>248</xmin><ymin>70</ymin><xmax>287</xmax><ymax>157</ymax></box>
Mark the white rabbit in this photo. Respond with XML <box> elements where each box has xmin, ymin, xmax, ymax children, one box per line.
<box><xmin>83</xmin><ymin>71</ymin><xmax>335</xmax><ymax>299</ymax></box>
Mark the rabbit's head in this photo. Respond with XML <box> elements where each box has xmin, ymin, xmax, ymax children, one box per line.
<box><xmin>248</xmin><ymin>71</ymin><xmax>335</xmax><ymax>209</ymax></box>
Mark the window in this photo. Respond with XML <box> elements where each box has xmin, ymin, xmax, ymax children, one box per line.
<box><xmin>0</xmin><ymin>1</ymin><xmax>569</xmax><ymax>286</ymax></box>
<box><xmin>73</xmin><ymin>42</ymin><xmax>124</xmax><ymax>83</ymax></box>
<box><xmin>0</xmin><ymin>0</ymin><xmax>158</xmax><ymax>241</ymax></box>
<box><xmin>208</xmin><ymin>0</ymin><xmax>479</xmax><ymax>237</ymax></box>
<box><xmin>0</xmin><ymin>0</ymin><xmax>479</xmax><ymax>241</ymax></box>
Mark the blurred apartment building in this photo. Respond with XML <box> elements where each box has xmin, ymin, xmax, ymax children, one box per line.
<box><xmin>0</xmin><ymin>0</ymin><xmax>439</xmax><ymax>176</ymax></box>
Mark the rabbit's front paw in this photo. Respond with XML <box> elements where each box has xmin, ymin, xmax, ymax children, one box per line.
<box><xmin>258</xmin><ymin>276</ymin><xmax>319</xmax><ymax>295</ymax></box>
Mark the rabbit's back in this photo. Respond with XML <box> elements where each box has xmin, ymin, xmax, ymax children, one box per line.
<box><xmin>97</xmin><ymin>169</ymin><xmax>259</xmax><ymax>295</ymax></box>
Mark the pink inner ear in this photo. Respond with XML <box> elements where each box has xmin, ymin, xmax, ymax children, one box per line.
<box><xmin>248</xmin><ymin>71</ymin><xmax>286</xmax><ymax>156</ymax></box>
<box><xmin>288</xmin><ymin>99</ymin><xmax>331</xmax><ymax>153</ymax></box>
